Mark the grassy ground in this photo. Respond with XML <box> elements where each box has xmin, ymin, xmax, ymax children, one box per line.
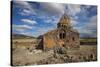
<box><xmin>80</xmin><ymin>38</ymin><xmax>97</xmax><ymax>42</ymax></box>
<box><xmin>12</xmin><ymin>38</ymin><xmax>97</xmax><ymax>66</ymax></box>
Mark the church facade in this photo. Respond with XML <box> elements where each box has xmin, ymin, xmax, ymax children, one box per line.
<box><xmin>39</xmin><ymin>15</ymin><xmax>80</xmax><ymax>51</ymax></box>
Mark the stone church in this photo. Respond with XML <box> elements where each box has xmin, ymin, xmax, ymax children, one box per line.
<box><xmin>38</xmin><ymin>14</ymin><xmax>80</xmax><ymax>51</ymax></box>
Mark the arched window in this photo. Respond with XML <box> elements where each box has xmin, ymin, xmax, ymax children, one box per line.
<box><xmin>59</xmin><ymin>33</ymin><xmax>62</xmax><ymax>39</ymax></box>
<box><xmin>62</xmin><ymin>33</ymin><xmax>65</xmax><ymax>39</ymax></box>
<box><xmin>72</xmin><ymin>37</ymin><xmax>75</xmax><ymax>41</ymax></box>
<box><xmin>62</xmin><ymin>44</ymin><xmax>65</xmax><ymax>47</ymax></box>
<box><xmin>59</xmin><ymin>32</ymin><xmax>66</xmax><ymax>39</ymax></box>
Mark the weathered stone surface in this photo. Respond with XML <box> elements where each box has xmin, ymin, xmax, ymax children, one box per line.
<box><xmin>38</xmin><ymin>14</ymin><xmax>80</xmax><ymax>51</ymax></box>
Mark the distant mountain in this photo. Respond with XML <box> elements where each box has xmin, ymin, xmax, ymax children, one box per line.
<box><xmin>37</xmin><ymin>35</ymin><xmax>43</xmax><ymax>39</ymax></box>
<box><xmin>80</xmin><ymin>34</ymin><xmax>97</xmax><ymax>39</ymax></box>
<box><xmin>80</xmin><ymin>37</ymin><xmax>97</xmax><ymax>39</ymax></box>
<box><xmin>12</xmin><ymin>34</ymin><xmax>36</xmax><ymax>39</ymax></box>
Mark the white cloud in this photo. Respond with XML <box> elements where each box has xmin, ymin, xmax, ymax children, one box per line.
<box><xmin>44</xmin><ymin>16</ymin><xmax>60</xmax><ymax>24</ymax></box>
<box><xmin>14</xmin><ymin>2</ymin><xmax>83</xmax><ymax>25</ymax></box>
<box><xmin>36</xmin><ymin>26</ymin><xmax>56</xmax><ymax>36</ymax></box>
<box><xmin>23</xmin><ymin>9</ymin><xmax>31</xmax><ymax>14</ymax></box>
<box><xmin>13</xmin><ymin>24</ymin><xmax>33</xmax><ymax>32</ymax></box>
<box><xmin>71</xmin><ymin>20</ymin><xmax>78</xmax><ymax>26</ymax></box>
<box><xmin>19</xmin><ymin>9</ymin><xmax>34</xmax><ymax>16</ymax></box>
<box><xmin>65</xmin><ymin>4</ymin><xmax>81</xmax><ymax>16</ymax></box>
<box><xmin>87</xmin><ymin>15</ymin><xmax>97</xmax><ymax>29</ymax></box>
<box><xmin>75</xmin><ymin>15</ymin><xmax>97</xmax><ymax>37</ymax></box>
<box><xmin>14</xmin><ymin>1</ymin><xmax>82</xmax><ymax>17</ymax></box>
<box><xmin>14</xmin><ymin>0</ymin><xmax>31</xmax><ymax>9</ymax></box>
<box><xmin>14</xmin><ymin>0</ymin><xmax>36</xmax><ymax>15</ymax></box>
<box><xmin>85</xmin><ymin>15</ymin><xmax>97</xmax><ymax>37</ymax></box>
<box><xmin>82</xmin><ymin>15</ymin><xmax>97</xmax><ymax>32</ymax></box>
<box><xmin>38</xmin><ymin>3</ymin><xmax>82</xmax><ymax>25</ymax></box>
<box><xmin>21</xmin><ymin>19</ymin><xmax>37</xmax><ymax>25</ymax></box>
<box><xmin>45</xmin><ymin>19</ymin><xmax>52</xmax><ymax>23</ymax></box>
<box><xmin>13</xmin><ymin>2</ymin><xmax>97</xmax><ymax>37</ymax></box>
<box><xmin>40</xmin><ymin>2</ymin><xmax>65</xmax><ymax>15</ymax></box>
<box><xmin>20</xmin><ymin>32</ymin><xmax>34</xmax><ymax>36</ymax></box>
<box><xmin>28</xmin><ymin>24</ymin><xmax>57</xmax><ymax>37</ymax></box>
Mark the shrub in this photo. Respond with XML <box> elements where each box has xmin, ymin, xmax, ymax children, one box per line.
<box><xmin>54</xmin><ymin>46</ymin><xmax>67</xmax><ymax>54</ymax></box>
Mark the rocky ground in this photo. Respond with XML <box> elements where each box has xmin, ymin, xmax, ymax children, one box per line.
<box><xmin>12</xmin><ymin>41</ymin><xmax>97</xmax><ymax>66</ymax></box>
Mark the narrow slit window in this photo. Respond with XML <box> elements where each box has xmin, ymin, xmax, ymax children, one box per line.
<box><xmin>72</xmin><ymin>37</ymin><xmax>75</xmax><ymax>41</ymax></box>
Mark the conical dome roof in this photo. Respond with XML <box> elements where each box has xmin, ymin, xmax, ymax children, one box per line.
<box><xmin>59</xmin><ymin>14</ymin><xmax>70</xmax><ymax>25</ymax></box>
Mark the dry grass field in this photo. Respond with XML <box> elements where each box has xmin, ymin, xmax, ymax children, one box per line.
<box><xmin>11</xmin><ymin>38</ymin><xmax>97</xmax><ymax>66</ymax></box>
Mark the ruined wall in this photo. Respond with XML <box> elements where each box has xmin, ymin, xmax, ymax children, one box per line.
<box><xmin>65</xmin><ymin>31</ymin><xmax>80</xmax><ymax>49</ymax></box>
<box><xmin>43</xmin><ymin>30</ymin><xmax>58</xmax><ymax>50</ymax></box>
<box><xmin>57</xmin><ymin>29</ymin><xmax>80</xmax><ymax>49</ymax></box>
<box><xmin>42</xmin><ymin>29</ymin><xmax>80</xmax><ymax>51</ymax></box>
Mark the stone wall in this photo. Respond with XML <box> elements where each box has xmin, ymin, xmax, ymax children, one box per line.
<box><xmin>42</xmin><ymin>29</ymin><xmax>80</xmax><ymax>51</ymax></box>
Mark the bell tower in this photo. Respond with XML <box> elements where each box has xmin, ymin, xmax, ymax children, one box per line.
<box><xmin>57</xmin><ymin>14</ymin><xmax>71</xmax><ymax>29</ymax></box>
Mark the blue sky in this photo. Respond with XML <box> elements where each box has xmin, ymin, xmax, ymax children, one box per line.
<box><xmin>12</xmin><ymin>1</ymin><xmax>97</xmax><ymax>37</ymax></box>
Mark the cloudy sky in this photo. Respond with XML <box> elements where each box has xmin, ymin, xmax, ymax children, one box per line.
<box><xmin>12</xmin><ymin>1</ymin><xmax>97</xmax><ymax>38</ymax></box>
